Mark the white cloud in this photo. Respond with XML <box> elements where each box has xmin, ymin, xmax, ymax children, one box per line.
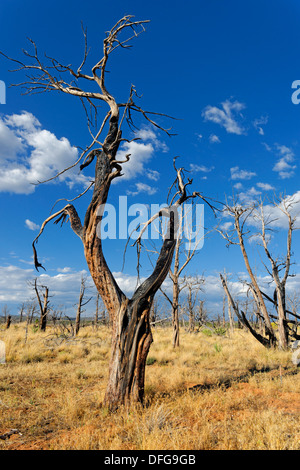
<box><xmin>253</xmin><ymin>115</ymin><xmax>268</xmax><ymax>135</ymax></box>
<box><xmin>262</xmin><ymin>142</ymin><xmax>272</xmax><ymax>152</ymax></box>
<box><xmin>219</xmin><ymin>221</ymin><xmax>233</xmax><ymax>231</ymax></box>
<box><xmin>0</xmin><ymin>264</ymin><xmax>148</xmax><ymax>314</ymax></box>
<box><xmin>25</xmin><ymin>219</ymin><xmax>40</xmax><ymax>231</ymax></box>
<box><xmin>115</xmin><ymin>127</ymin><xmax>168</xmax><ymax>181</ymax></box>
<box><xmin>209</xmin><ymin>134</ymin><xmax>221</xmax><ymax>144</ymax></box>
<box><xmin>126</xmin><ymin>182</ymin><xmax>158</xmax><ymax>196</ymax></box>
<box><xmin>147</xmin><ymin>169</ymin><xmax>160</xmax><ymax>181</ymax></box>
<box><xmin>255</xmin><ymin>191</ymin><xmax>300</xmax><ymax>229</ymax></box>
<box><xmin>273</xmin><ymin>144</ymin><xmax>296</xmax><ymax>179</ymax></box>
<box><xmin>256</xmin><ymin>182</ymin><xmax>275</xmax><ymax>191</ymax></box>
<box><xmin>238</xmin><ymin>186</ymin><xmax>262</xmax><ymax>205</ymax></box>
<box><xmin>230</xmin><ymin>166</ymin><xmax>256</xmax><ymax>180</ymax></box>
<box><xmin>0</xmin><ymin>111</ymin><xmax>89</xmax><ymax>194</ymax></box>
<box><xmin>202</xmin><ymin>99</ymin><xmax>246</xmax><ymax>135</ymax></box>
<box><xmin>190</xmin><ymin>163</ymin><xmax>214</xmax><ymax>173</ymax></box>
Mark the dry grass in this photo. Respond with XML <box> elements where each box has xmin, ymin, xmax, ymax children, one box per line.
<box><xmin>0</xmin><ymin>323</ymin><xmax>299</xmax><ymax>450</ymax></box>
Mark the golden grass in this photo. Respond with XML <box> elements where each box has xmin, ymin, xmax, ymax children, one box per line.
<box><xmin>0</xmin><ymin>323</ymin><xmax>299</xmax><ymax>450</ymax></box>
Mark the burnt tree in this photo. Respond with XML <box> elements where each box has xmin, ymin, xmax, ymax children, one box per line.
<box><xmin>2</xmin><ymin>16</ymin><xmax>208</xmax><ymax>409</ymax></box>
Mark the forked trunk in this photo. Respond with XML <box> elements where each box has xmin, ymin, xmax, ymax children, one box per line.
<box><xmin>104</xmin><ymin>296</ymin><xmax>153</xmax><ymax>410</ymax></box>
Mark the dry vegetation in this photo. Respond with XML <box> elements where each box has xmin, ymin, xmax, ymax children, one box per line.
<box><xmin>0</xmin><ymin>323</ymin><xmax>299</xmax><ymax>450</ymax></box>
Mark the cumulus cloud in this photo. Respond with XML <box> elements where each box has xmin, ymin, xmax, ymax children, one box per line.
<box><xmin>202</xmin><ymin>99</ymin><xmax>246</xmax><ymax>135</ymax></box>
<box><xmin>230</xmin><ymin>166</ymin><xmax>256</xmax><ymax>180</ymax></box>
<box><xmin>0</xmin><ymin>264</ymin><xmax>148</xmax><ymax>314</ymax></box>
<box><xmin>0</xmin><ymin>111</ymin><xmax>89</xmax><ymax>194</ymax></box>
<box><xmin>115</xmin><ymin>127</ymin><xmax>168</xmax><ymax>182</ymax></box>
<box><xmin>256</xmin><ymin>182</ymin><xmax>275</xmax><ymax>191</ymax></box>
<box><xmin>126</xmin><ymin>182</ymin><xmax>158</xmax><ymax>196</ymax></box>
<box><xmin>273</xmin><ymin>144</ymin><xmax>296</xmax><ymax>179</ymax></box>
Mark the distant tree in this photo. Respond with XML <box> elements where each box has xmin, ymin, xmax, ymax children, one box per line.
<box><xmin>5</xmin><ymin>315</ymin><xmax>11</xmax><ymax>330</ymax></box>
<box><xmin>1</xmin><ymin>305</ymin><xmax>9</xmax><ymax>323</ymax></box>
<box><xmin>155</xmin><ymin>202</ymin><xmax>205</xmax><ymax>347</ymax></box>
<box><xmin>19</xmin><ymin>302</ymin><xmax>26</xmax><ymax>323</ymax></box>
<box><xmin>33</xmin><ymin>279</ymin><xmax>49</xmax><ymax>332</ymax></box>
<box><xmin>75</xmin><ymin>276</ymin><xmax>92</xmax><ymax>336</ymax></box>
<box><xmin>183</xmin><ymin>275</ymin><xmax>205</xmax><ymax>333</ymax></box>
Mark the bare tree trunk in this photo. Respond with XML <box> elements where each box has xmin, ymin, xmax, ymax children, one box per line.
<box><xmin>276</xmin><ymin>287</ymin><xmax>289</xmax><ymax>350</ymax></box>
<box><xmin>40</xmin><ymin>287</ymin><xmax>48</xmax><ymax>332</ymax></box>
<box><xmin>94</xmin><ymin>293</ymin><xmax>100</xmax><ymax>329</ymax></box>
<box><xmin>172</xmin><ymin>283</ymin><xmax>180</xmax><ymax>347</ymax></box>
<box><xmin>222</xmin><ymin>294</ymin><xmax>226</xmax><ymax>328</ymax></box>
<box><xmin>34</xmin><ymin>280</ymin><xmax>49</xmax><ymax>332</ymax></box>
<box><xmin>75</xmin><ymin>276</ymin><xmax>91</xmax><ymax>336</ymax></box>
<box><xmin>75</xmin><ymin>285</ymin><xmax>83</xmax><ymax>336</ymax></box>
<box><xmin>220</xmin><ymin>274</ymin><xmax>271</xmax><ymax>347</ymax></box>
<box><xmin>5</xmin><ymin>315</ymin><xmax>11</xmax><ymax>330</ymax></box>
<box><xmin>104</xmin><ymin>236</ymin><xmax>176</xmax><ymax>410</ymax></box>
<box><xmin>104</xmin><ymin>297</ymin><xmax>153</xmax><ymax>408</ymax></box>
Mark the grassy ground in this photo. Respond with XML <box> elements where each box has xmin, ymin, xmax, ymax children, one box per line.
<box><xmin>0</xmin><ymin>323</ymin><xmax>299</xmax><ymax>450</ymax></box>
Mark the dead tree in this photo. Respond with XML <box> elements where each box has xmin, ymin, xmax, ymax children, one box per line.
<box><xmin>2</xmin><ymin>16</ymin><xmax>209</xmax><ymax>409</ymax></box>
<box><xmin>5</xmin><ymin>315</ymin><xmax>12</xmax><ymax>330</ymax></box>
<box><xmin>24</xmin><ymin>301</ymin><xmax>37</xmax><ymax>343</ymax></box>
<box><xmin>220</xmin><ymin>274</ymin><xmax>271</xmax><ymax>347</ymax></box>
<box><xmin>33</xmin><ymin>279</ymin><xmax>49</xmax><ymax>332</ymax></box>
<box><xmin>218</xmin><ymin>194</ymin><xmax>300</xmax><ymax>349</ymax></box>
<box><xmin>217</xmin><ymin>201</ymin><xmax>277</xmax><ymax>346</ymax></box>
<box><xmin>221</xmin><ymin>271</ymin><xmax>235</xmax><ymax>333</ymax></box>
<box><xmin>75</xmin><ymin>276</ymin><xmax>92</xmax><ymax>336</ymax></box>
<box><xmin>1</xmin><ymin>305</ymin><xmax>9</xmax><ymax>324</ymax></box>
<box><xmin>183</xmin><ymin>275</ymin><xmax>205</xmax><ymax>332</ymax></box>
<box><xmin>156</xmin><ymin>200</ymin><xmax>205</xmax><ymax>347</ymax></box>
<box><xmin>94</xmin><ymin>293</ymin><xmax>100</xmax><ymax>329</ymax></box>
<box><xmin>19</xmin><ymin>302</ymin><xmax>25</xmax><ymax>323</ymax></box>
<box><xmin>256</xmin><ymin>197</ymin><xmax>297</xmax><ymax>349</ymax></box>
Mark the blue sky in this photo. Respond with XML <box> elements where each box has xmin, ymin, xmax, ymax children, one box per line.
<box><xmin>1</xmin><ymin>0</ymin><xmax>300</xmax><ymax>317</ymax></box>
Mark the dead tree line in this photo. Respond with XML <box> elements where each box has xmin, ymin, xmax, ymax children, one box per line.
<box><xmin>218</xmin><ymin>195</ymin><xmax>300</xmax><ymax>349</ymax></box>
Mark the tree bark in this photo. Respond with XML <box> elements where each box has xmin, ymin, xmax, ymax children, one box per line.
<box><xmin>104</xmin><ymin>236</ymin><xmax>176</xmax><ymax>410</ymax></box>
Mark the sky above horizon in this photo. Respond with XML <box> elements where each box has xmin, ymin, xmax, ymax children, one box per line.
<box><xmin>1</xmin><ymin>0</ymin><xmax>300</xmax><ymax>318</ymax></box>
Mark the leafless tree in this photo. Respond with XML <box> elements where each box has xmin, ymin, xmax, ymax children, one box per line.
<box><xmin>94</xmin><ymin>293</ymin><xmax>100</xmax><ymax>329</ymax></box>
<box><xmin>1</xmin><ymin>305</ymin><xmax>9</xmax><ymax>323</ymax></box>
<box><xmin>75</xmin><ymin>276</ymin><xmax>92</xmax><ymax>336</ymax></box>
<box><xmin>2</xmin><ymin>16</ymin><xmax>209</xmax><ymax>409</ymax></box>
<box><xmin>33</xmin><ymin>279</ymin><xmax>49</xmax><ymax>332</ymax></box>
<box><xmin>24</xmin><ymin>301</ymin><xmax>37</xmax><ymax>343</ymax></box>
<box><xmin>217</xmin><ymin>200</ymin><xmax>277</xmax><ymax>346</ymax></box>
<box><xmin>182</xmin><ymin>275</ymin><xmax>205</xmax><ymax>332</ymax></box>
<box><xmin>218</xmin><ymin>194</ymin><xmax>300</xmax><ymax>349</ymax></box>
<box><xmin>153</xmin><ymin>201</ymin><xmax>205</xmax><ymax>347</ymax></box>
<box><xmin>5</xmin><ymin>315</ymin><xmax>12</xmax><ymax>330</ymax></box>
<box><xmin>221</xmin><ymin>271</ymin><xmax>235</xmax><ymax>334</ymax></box>
<box><xmin>19</xmin><ymin>302</ymin><xmax>26</xmax><ymax>323</ymax></box>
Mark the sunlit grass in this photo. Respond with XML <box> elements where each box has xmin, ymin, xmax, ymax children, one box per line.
<box><xmin>0</xmin><ymin>323</ymin><xmax>299</xmax><ymax>450</ymax></box>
